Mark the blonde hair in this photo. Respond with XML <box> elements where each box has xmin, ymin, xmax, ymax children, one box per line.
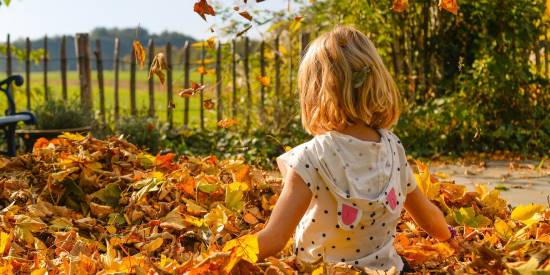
<box><xmin>298</xmin><ymin>25</ymin><xmax>401</xmax><ymax>135</ymax></box>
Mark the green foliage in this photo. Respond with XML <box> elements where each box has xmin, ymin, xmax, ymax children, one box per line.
<box><xmin>32</xmin><ymin>99</ymin><xmax>93</xmax><ymax>130</ymax></box>
<box><xmin>304</xmin><ymin>0</ymin><xmax>550</xmax><ymax>157</ymax></box>
<box><xmin>115</xmin><ymin>115</ymin><xmax>165</xmax><ymax>154</ymax></box>
<box><xmin>164</xmin><ymin>119</ymin><xmax>309</xmax><ymax>169</ymax></box>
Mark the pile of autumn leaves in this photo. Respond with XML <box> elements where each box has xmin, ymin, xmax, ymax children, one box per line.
<box><xmin>0</xmin><ymin>134</ymin><xmax>548</xmax><ymax>274</ymax></box>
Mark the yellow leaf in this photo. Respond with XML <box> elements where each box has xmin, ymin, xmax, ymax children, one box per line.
<box><xmin>0</xmin><ymin>231</ymin><xmax>11</xmax><ymax>256</ymax></box>
<box><xmin>494</xmin><ymin>218</ymin><xmax>513</xmax><ymax>240</ymax></box>
<box><xmin>106</xmin><ymin>225</ymin><xmax>117</xmax><ymax>234</ymax></box>
<box><xmin>312</xmin><ymin>266</ymin><xmax>324</xmax><ymax>275</ymax></box>
<box><xmin>511</xmin><ymin>204</ymin><xmax>546</xmax><ymax>226</ymax></box>
<box><xmin>59</xmin><ymin>132</ymin><xmax>85</xmax><ymax>141</ymax></box>
<box><xmin>30</xmin><ymin>268</ymin><xmax>47</xmax><ymax>275</ymax></box>
<box><xmin>223</xmin><ymin>235</ymin><xmax>259</xmax><ymax>272</ymax></box>
<box><xmin>204</xmin><ymin>205</ymin><xmax>229</xmax><ymax>233</ymax></box>
<box><xmin>141</xmin><ymin>238</ymin><xmax>163</xmax><ymax>253</ymax></box>
<box><xmin>414</xmin><ymin>160</ymin><xmax>440</xmax><ymax>199</ymax></box>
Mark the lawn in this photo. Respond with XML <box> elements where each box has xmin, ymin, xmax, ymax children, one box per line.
<box><xmin>1</xmin><ymin>69</ymin><xmax>225</xmax><ymax>129</ymax></box>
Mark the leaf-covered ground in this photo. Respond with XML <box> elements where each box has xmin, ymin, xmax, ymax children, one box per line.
<box><xmin>0</xmin><ymin>134</ymin><xmax>548</xmax><ymax>274</ymax></box>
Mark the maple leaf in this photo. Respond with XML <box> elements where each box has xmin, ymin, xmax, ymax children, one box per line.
<box><xmin>392</xmin><ymin>0</ymin><xmax>408</xmax><ymax>13</ymax></box>
<box><xmin>203</xmin><ymin>99</ymin><xmax>215</xmax><ymax>110</ymax></box>
<box><xmin>222</xmin><ymin>234</ymin><xmax>259</xmax><ymax>273</ymax></box>
<box><xmin>133</xmin><ymin>40</ymin><xmax>146</xmax><ymax>69</ymax></box>
<box><xmin>439</xmin><ymin>0</ymin><xmax>458</xmax><ymax>15</ymax></box>
<box><xmin>194</xmin><ymin>0</ymin><xmax>215</xmax><ymax>21</ymax></box>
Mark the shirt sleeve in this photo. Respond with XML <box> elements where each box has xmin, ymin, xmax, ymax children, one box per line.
<box><xmin>390</xmin><ymin>130</ymin><xmax>417</xmax><ymax>194</ymax></box>
<box><xmin>276</xmin><ymin>144</ymin><xmax>317</xmax><ymax>192</ymax></box>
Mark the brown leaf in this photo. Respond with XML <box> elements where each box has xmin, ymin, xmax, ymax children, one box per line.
<box><xmin>194</xmin><ymin>0</ymin><xmax>215</xmax><ymax>21</ymax></box>
<box><xmin>236</xmin><ymin>25</ymin><xmax>252</xmax><ymax>37</ymax></box>
<box><xmin>203</xmin><ymin>99</ymin><xmax>215</xmax><ymax>110</ymax></box>
<box><xmin>133</xmin><ymin>40</ymin><xmax>146</xmax><ymax>69</ymax></box>
<box><xmin>239</xmin><ymin>11</ymin><xmax>253</xmax><ymax>21</ymax></box>
<box><xmin>148</xmin><ymin>53</ymin><xmax>168</xmax><ymax>86</ymax></box>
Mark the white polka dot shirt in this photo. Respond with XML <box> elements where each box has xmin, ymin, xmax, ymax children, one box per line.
<box><xmin>276</xmin><ymin>129</ymin><xmax>417</xmax><ymax>272</ymax></box>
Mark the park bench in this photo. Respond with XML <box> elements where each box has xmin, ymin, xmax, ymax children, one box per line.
<box><xmin>0</xmin><ymin>75</ymin><xmax>36</xmax><ymax>157</ymax></box>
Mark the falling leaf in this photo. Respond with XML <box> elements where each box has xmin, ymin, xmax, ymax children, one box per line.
<box><xmin>294</xmin><ymin>16</ymin><xmax>303</xmax><ymax>22</ymax></box>
<box><xmin>218</xmin><ymin>118</ymin><xmax>239</xmax><ymax>128</ymax></box>
<box><xmin>256</xmin><ymin>75</ymin><xmax>271</xmax><ymax>87</ymax></box>
<box><xmin>178</xmin><ymin>81</ymin><xmax>205</xmax><ymax>98</ymax></box>
<box><xmin>207</xmin><ymin>37</ymin><xmax>216</xmax><ymax>49</ymax></box>
<box><xmin>439</xmin><ymin>0</ymin><xmax>458</xmax><ymax>15</ymax></box>
<box><xmin>203</xmin><ymin>99</ymin><xmax>215</xmax><ymax>110</ymax></box>
<box><xmin>392</xmin><ymin>0</ymin><xmax>408</xmax><ymax>12</ymax></box>
<box><xmin>133</xmin><ymin>40</ymin><xmax>146</xmax><ymax>69</ymax></box>
<box><xmin>148</xmin><ymin>53</ymin><xmax>168</xmax><ymax>86</ymax></box>
<box><xmin>236</xmin><ymin>24</ymin><xmax>253</xmax><ymax>37</ymax></box>
<box><xmin>168</xmin><ymin>101</ymin><xmax>176</xmax><ymax>110</ymax></box>
<box><xmin>194</xmin><ymin>0</ymin><xmax>215</xmax><ymax>21</ymax></box>
<box><xmin>239</xmin><ymin>11</ymin><xmax>253</xmax><ymax>21</ymax></box>
<box><xmin>197</xmin><ymin>66</ymin><xmax>208</xmax><ymax>75</ymax></box>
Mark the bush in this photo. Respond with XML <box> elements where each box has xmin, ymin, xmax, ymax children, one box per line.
<box><xmin>32</xmin><ymin>99</ymin><xmax>93</xmax><ymax>130</ymax></box>
<box><xmin>115</xmin><ymin>116</ymin><xmax>166</xmax><ymax>154</ymax></box>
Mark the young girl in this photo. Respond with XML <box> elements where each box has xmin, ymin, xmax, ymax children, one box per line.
<box><xmin>256</xmin><ymin>26</ymin><xmax>457</xmax><ymax>273</ymax></box>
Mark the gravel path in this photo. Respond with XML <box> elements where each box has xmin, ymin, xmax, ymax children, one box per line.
<box><xmin>430</xmin><ymin>160</ymin><xmax>550</xmax><ymax>206</ymax></box>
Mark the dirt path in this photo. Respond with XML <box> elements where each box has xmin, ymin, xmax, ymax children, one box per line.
<box><xmin>430</xmin><ymin>160</ymin><xmax>550</xmax><ymax>206</ymax></box>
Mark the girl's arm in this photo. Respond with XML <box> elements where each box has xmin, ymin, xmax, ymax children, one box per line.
<box><xmin>257</xmin><ymin>168</ymin><xmax>312</xmax><ymax>259</ymax></box>
<box><xmin>404</xmin><ymin>188</ymin><xmax>451</xmax><ymax>241</ymax></box>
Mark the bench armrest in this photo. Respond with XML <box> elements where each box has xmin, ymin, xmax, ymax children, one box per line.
<box><xmin>0</xmin><ymin>75</ymin><xmax>24</xmax><ymax>116</ymax></box>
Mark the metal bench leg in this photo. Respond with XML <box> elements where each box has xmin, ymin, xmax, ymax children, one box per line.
<box><xmin>6</xmin><ymin>123</ymin><xmax>16</xmax><ymax>157</ymax></box>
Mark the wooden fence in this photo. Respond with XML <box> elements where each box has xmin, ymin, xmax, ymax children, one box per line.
<box><xmin>1</xmin><ymin>33</ymin><xmax>311</xmax><ymax>130</ymax></box>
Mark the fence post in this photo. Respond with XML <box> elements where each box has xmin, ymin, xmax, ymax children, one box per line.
<box><xmin>25</xmin><ymin>38</ymin><xmax>31</xmax><ymax>110</ymax></box>
<box><xmin>147</xmin><ymin>39</ymin><xmax>155</xmax><ymax>117</ymax></box>
<box><xmin>95</xmin><ymin>39</ymin><xmax>106</xmax><ymax>125</ymax></box>
<box><xmin>231</xmin><ymin>39</ymin><xmax>237</xmax><ymax>118</ymax></box>
<box><xmin>60</xmin><ymin>36</ymin><xmax>68</xmax><ymax>101</ymax></box>
<box><xmin>183</xmin><ymin>42</ymin><xmax>191</xmax><ymax>128</ymax></box>
<box><xmin>43</xmin><ymin>35</ymin><xmax>49</xmax><ymax>100</ymax></box>
<box><xmin>75</xmin><ymin>33</ymin><xmax>93</xmax><ymax>111</ymax></box>
<box><xmin>259</xmin><ymin>40</ymin><xmax>266</xmax><ymax>123</ymax></box>
<box><xmin>274</xmin><ymin>35</ymin><xmax>281</xmax><ymax>127</ymax></box>
<box><xmin>113</xmin><ymin>38</ymin><xmax>120</xmax><ymax>122</ymax></box>
<box><xmin>216</xmin><ymin>42</ymin><xmax>222</xmax><ymax>124</ymax></box>
<box><xmin>6</xmin><ymin>34</ymin><xmax>12</xmax><ymax>77</ymax></box>
<box><xmin>200</xmin><ymin>44</ymin><xmax>205</xmax><ymax>130</ymax></box>
<box><xmin>166</xmin><ymin>42</ymin><xmax>173</xmax><ymax>128</ymax></box>
<box><xmin>130</xmin><ymin>42</ymin><xmax>137</xmax><ymax>116</ymax></box>
<box><xmin>243</xmin><ymin>37</ymin><xmax>251</xmax><ymax>131</ymax></box>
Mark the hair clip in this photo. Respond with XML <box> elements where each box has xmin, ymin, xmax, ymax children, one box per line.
<box><xmin>352</xmin><ymin>65</ymin><xmax>371</xmax><ymax>88</ymax></box>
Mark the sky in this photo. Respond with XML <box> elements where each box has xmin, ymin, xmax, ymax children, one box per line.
<box><xmin>0</xmin><ymin>0</ymin><xmax>290</xmax><ymax>41</ymax></box>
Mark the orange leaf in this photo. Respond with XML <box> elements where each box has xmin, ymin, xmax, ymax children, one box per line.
<box><xmin>439</xmin><ymin>0</ymin><xmax>458</xmax><ymax>15</ymax></box>
<box><xmin>392</xmin><ymin>0</ymin><xmax>409</xmax><ymax>13</ymax></box>
<box><xmin>132</xmin><ymin>40</ymin><xmax>146</xmax><ymax>69</ymax></box>
<box><xmin>256</xmin><ymin>75</ymin><xmax>271</xmax><ymax>87</ymax></box>
<box><xmin>243</xmin><ymin>212</ymin><xmax>258</xmax><ymax>225</ymax></box>
<box><xmin>194</xmin><ymin>0</ymin><xmax>215</xmax><ymax>21</ymax></box>
<box><xmin>33</xmin><ymin>137</ymin><xmax>50</xmax><ymax>151</ymax></box>
<box><xmin>155</xmin><ymin>153</ymin><xmax>177</xmax><ymax>170</ymax></box>
<box><xmin>239</xmin><ymin>11</ymin><xmax>253</xmax><ymax>21</ymax></box>
<box><xmin>176</xmin><ymin>176</ymin><xmax>196</xmax><ymax>195</ymax></box>
<box><xmin>203</xmin><ymin>99</ymin><xmax>215</xmax><ymax>110</ymax></box>
<box><xmin>218</xmin><ymin>118</ymin><xmax>239</xmax><ymax>128</ymax></box>
<box><xmin>197</xmin><ymin>66</ymin><xmax>207</xmax><ymax>75</ymax></box>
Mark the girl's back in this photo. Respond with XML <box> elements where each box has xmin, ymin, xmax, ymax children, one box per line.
<box><xmin>278</xmin><ymin>128</ymin><xmax>416</xmax><ymax>270</ymax></box>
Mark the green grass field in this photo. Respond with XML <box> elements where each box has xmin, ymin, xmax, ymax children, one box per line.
<box><xmin>2</xmin><ymin>70</ymin><xmax>224</xmax><ymax>129</ymax></box>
